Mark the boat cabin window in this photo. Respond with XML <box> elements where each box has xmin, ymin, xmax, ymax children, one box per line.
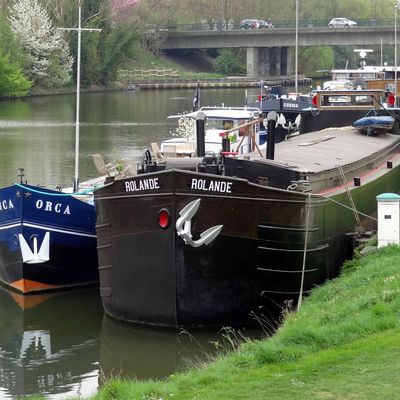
<box><xmin>384</xmin><ymin>71</ymin><xmax>398</xmax><ymax>79</ymax></box>
<box><xmin>332</xmin><ymin>71</ymin><xmax>386</xmax><ymax>81</ymax></box>
<box><xmin>354</xmin><ymin>95</ymin><xmax>373</xmax><ymax>104</ymax></box>
<box><xmin>320</xmin><ymin>94</ymin><xmax>374</xmax><ymax>106</ymax></box>
<box><xmin>385</xmin><ymin>83</ymin><xmax>396</xmax><ymax>92</ymax></box>
<box><xmin>206</xmin><ymin>119</ymin><xmax>237</xmax><ymax>130</ymax></box>
<box><xmin>222</xmin><ymin>120</ymin><xmax>234</xmax><ymax>129</ymax></box>
<box><xmin>321</xmin><ymin>95</ymin><xmax>350</xmax><ymax>105</ymax></box>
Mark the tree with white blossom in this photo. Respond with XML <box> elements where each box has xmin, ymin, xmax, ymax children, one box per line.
<box><xmin>110</xmin><ymin>0</ymin><xmax>139</xmax><ymax>13</ymax></box>
<box><xmin>9</xmin><ymin>0</ymin><xmax>73</xmax><ymax>86</ymax></box>
<box><xmin>171</xmin><ymin>114</ymin><xmax>196</xmax><ymax>143</ymax></box>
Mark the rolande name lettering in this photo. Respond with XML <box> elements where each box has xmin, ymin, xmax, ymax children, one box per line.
<box><xmin>125</xmin><ymin>178</ymin><xmax>160</xmax><ymax>192</ymax></box>
<box><xmin>0</xmin><ymin>199</ymin><xmax>15</xmax><ymax>211</ymax></box>
<box><xmin>191</xmin><ymin>179</ymin><xmax>233</xmax><ymax>193</ymax></box>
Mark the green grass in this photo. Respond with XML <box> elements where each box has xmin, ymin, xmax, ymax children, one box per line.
<box><xmin>118</xmin><ymin>48</ymin><xmax>227</xmax><ymax>80</ymax></box>
<box><xmin>177</xmin><ymin>70</ymin><xmax>226</xmax><ymax>79</ymax></box>
<box><xmin>31</xmin><ymin>245</ymin><xmax>400</xmax><ymax>399</ymax></box>
<box><xmin>121</xmin><ymin>48</ymin><xmax>178</xmax><ymax>70</ymax></box>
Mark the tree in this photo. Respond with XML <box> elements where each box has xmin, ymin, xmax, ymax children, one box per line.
<box><xmin>9</xmin><ymin>0</ymin><xmax>73</xmax><ymax>86</ymax></box>
<box><xmin>110</xmin><ymin>0</ymin><xmax>139</xmax><ymax>20</ymax></box>
<box><xmin>58</xmin><ymin>1</ymin><xmax>139</xmax><ymax>86</ymax></box>
<box><xmin>214</xmin><ymin>49</ymin><xmax>244</xmax><ymax>75</ymax></box>
<box><xmin>299</xmin><ymin>46</ymin><xmax>335</xmax><ymax>77</ymax></box>
<box><xmin>99</xmin><ymin>23</ymin><xmax>139</xmax><ymax>84</ymax></box>
<box><xmin>0</xmin><ymin>53</ymin><xmax>31</xmax><ymax>97</ymax></box>
<box><xmin>0</xmin><ymin>10</ymin><xmax>27</xmax><ymax>70</ymax></box>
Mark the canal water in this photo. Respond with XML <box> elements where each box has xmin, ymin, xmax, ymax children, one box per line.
<box><xmin>0</xmin><ymin>87</ymin><xmax>275</xmax><ymax>399</ymax></box>
<box><xmin>0</xmin><ymin>88</ymin><xmax>263</xmax><ymax>188</ymax></box>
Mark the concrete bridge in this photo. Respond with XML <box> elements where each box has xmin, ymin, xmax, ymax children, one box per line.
<box><xmin>160</xmin><ymin>26</ymin><xmax>398</xmax><ymax>78</ymax></box>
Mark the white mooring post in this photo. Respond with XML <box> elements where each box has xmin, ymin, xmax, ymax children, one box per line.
<box><xmin>377</xmin><ymin>193</ymin><xmax>400</xmax><ymax>248</ymax></box>
<box><xmin>58</xmin><ymin>7</ymin><xmax>101</xmax><ymax>192</ymax></box>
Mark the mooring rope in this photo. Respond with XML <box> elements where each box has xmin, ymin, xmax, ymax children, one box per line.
<box><xmin>319</xmin><ymin>194</ymin><xmax>377</xmax><ymax>222</ymax></box>
<box><xmin>298</xmin><ymin>192</ymin><xmax>311</xmax><ymax>311</ymax></box>
<box><xmin>336</xmin><ymin>165</ymin><xmax>364</xmax><ymax>233</ymax></box>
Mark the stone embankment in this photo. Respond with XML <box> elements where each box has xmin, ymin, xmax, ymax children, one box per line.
<box><xmin>127</xmin><ymin>76</ymin><xmax>312</xmax><ymax>90</ymax></box>
<box><xmin>26</xmin><ymin>76</ymin><xmax>312</xmax><ymax>97</ymax></box>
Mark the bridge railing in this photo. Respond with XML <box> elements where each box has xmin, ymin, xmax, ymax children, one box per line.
<box><xmin>355</xmin><ymin>18</ymin><xmax>393</xmax><ymax>27</ymax></box>
<box><xmin>272</xmin><ymin>19</ymin><xmax>395</xmax><ymax>28</ymax></box>
<box><xmin>171</xmin><ymin>18</ymin><xmax>396</xmax><ymax>32</ymax></box>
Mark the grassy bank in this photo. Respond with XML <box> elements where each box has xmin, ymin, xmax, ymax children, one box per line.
<box><xmin>30</xmin><ymin>245</ymin><xmax>400</xmax><ymax>400</ymax></box>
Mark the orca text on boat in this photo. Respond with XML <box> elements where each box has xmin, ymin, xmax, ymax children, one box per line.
<box><xmin>36</xmin><ymin>200</ymin><xmax>71</xmax><ymax>215</ymax></box>
<box><xmin>0</xmin><ymin>199</ymin><xmax>14</xmax><ymax>211</ymax></box>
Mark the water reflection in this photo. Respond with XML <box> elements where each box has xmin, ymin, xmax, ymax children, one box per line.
<box><xmin>99</xmin><ymin>315</ymin><xmax>265</xmax><ymax>382</ymax></box>
<box><xmin>0</xmin><ymin>284</ymin><xmax>267</xmax><ymax>398</ymax></box>
<box><xmin>100</xmin><ymin>315</ymin><xmax>222</xmax><ymax>380</ymax></box>
<box><xmin>0</xmin><ymin>287</ymin><xmax>103</xmax><ymax>399</ymax></box>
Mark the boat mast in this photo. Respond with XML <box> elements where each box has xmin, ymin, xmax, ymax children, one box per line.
<box><xmin>295</xmin><ymin>0</ymin><xmax>299</xmax><ymax>94</ymax></box>
<box><xmin>396</xmin><ymin>2</ymin><xmax>399</xmax><ymax>106</ymax></box>
<box><xmin>58</xmin><ymin>7</ymin><xmax>101</xmax><ymax>192</ymax></box>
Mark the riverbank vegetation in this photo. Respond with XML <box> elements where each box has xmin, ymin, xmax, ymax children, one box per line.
<box><xmin>51</xmin><ymin>243</ymin><xmax>399</xmax><ymax>400</ymax></box>
<box><xmin>1</xmin><ymin>0</ymin><xmax>400</xmax><ymax>98</ymax></box>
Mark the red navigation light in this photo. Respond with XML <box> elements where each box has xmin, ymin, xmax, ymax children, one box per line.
<box><xmin>312</xmin><ymin>95</ymin><xmax>318</xmax><ymax>106</ymax></box>
<box><xmin>158</xmin><ymin>208</ymin><xmax>170</xmax><ymax>229</ymax></box>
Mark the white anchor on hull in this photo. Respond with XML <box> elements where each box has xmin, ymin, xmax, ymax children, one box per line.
<box><xmin>175</xmin><ymin>199</ymin><xmax>223</xmax><ymax>248</ymax></box>
<box><xmin>277</xmin><ymin>113</ymin><xmax>301</xmax><ymax>133</ymax></box>
<box><xmin>18</xmin><ymin>232</ymin><xmax>50</xmax><ymax>264</ymax></box>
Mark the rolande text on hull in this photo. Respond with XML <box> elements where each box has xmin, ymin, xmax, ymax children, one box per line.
<box><xmin>94</xmin><ymin>126</ymin><xmax>400</xmax><ymax>328</ymax></box>
<box><xmin>0</xmin><ymin>184</ymin><xmax>98</xmax><ymax>294</ymax></box>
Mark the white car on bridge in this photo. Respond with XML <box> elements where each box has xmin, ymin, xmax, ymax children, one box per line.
<box><xmin>328</xmin><ymin>18</ymin><xmax>357</xmax><ymax>28</ymax></box>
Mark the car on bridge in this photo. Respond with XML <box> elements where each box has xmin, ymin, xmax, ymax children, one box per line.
<box><xmin>258</xmin><ymin>20</ymin><xmax>274</xmax><ymax>29</ymax></box>
<box><xmin>328</xmin><ymin>17</ymin><xmax>357</xmax><ymax>27</ymax></box>
<box><xmin>240</xmin><ymin>19</ymin><xmax>259</xmax><ymax>29</ymax></box>
<box><xmin>240</xmin><ymin>19</ymin><xmax>273</xmax><ymax>29</ymax></box>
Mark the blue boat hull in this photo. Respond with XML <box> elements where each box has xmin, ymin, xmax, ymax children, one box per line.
<box><xmin>0</xmin><ymin>184</ymin><xmax>98</xmax><ymax>293</ymax></box>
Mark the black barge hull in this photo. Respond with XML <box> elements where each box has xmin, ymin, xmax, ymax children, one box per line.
<box><xmin>94</xmin><ymin>162</ymin><xmax>400</xmax><ymax>328</ymax></box>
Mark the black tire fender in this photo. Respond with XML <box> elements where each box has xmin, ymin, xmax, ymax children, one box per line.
<box><xmin>142</xmin><ymin>149</ymin><xmax>152</xmax><ymax>172</ymax></box>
